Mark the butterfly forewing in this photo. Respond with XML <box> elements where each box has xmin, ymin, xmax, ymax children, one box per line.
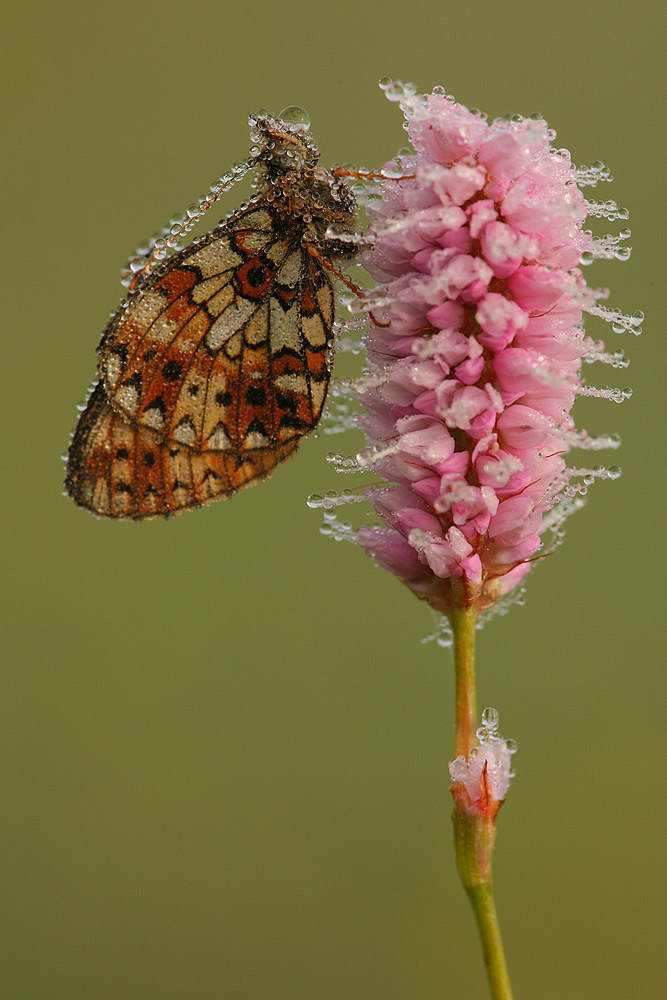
<box><xmin>99</xmin><ymin>206</ymin><xmax>336</xmax><ymax>455</ymax></box>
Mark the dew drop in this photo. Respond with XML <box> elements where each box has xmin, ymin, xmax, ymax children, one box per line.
<box><xmin>481</xmin><ymin>707</ymin><xmax>500</xmax><ymax>730</ymax></box>
<box><xmin>380</xmin><ymin>161</ymin><xmax>404</xmax><ymax>179</ymax></box>
<box><xmin>278</xmin><ymin>105</ymin><xmax>311</xmax><ymax>131</ymax></box>
<box><xmin>385</xmin><ymin>82</ymin><xmax>405</xmax><ymax>102</ymax></box>
<box><xmin>449</xmin><ymin>756</ymin><xmax>468</xmax><ymax>781</ymax></box>
<box><xmin>607</xmin><ymin>465</ymin><xmax>622</xmax><ymax>480</ymax></box>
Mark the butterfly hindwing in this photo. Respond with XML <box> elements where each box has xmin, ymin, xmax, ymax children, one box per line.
<box><xmin>65</xmin><ymin>382</ymin><xmax>299</xmax><ymax>519</ymax></box>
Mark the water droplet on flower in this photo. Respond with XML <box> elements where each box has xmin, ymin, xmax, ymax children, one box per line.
<box><xmin>378</xmin><ymin>76</ymin><xmax>392</xmax><ymax>90</ymax></box>
<box><xmin>385</xmin><ymin>82</ymin><xmax>406</xmax><ymax>102</ymax></box>
<box><xmin>607</xmin><ymin>465</ymin><xmax>622</xmax><ymax>480</ymax></box>
<box><xmin>481</xmin><ymin>707</ymin><xmax>500</xmax><ymax>730</ymax></box>
<box><xmin>449</xmin><ymin>756</ymin><xmax>468</xmax><ymax>781</ymax></box>
<box><xmin>381</xmin><ymin>161</ymin><xmax>404</xmax><ymax>179</ymax></box>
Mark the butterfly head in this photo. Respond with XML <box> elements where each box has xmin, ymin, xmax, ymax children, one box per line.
<box><xmin>248</xmin><ymin>107</ymin><xmax>320</xmax><ymax>175</ymax></box>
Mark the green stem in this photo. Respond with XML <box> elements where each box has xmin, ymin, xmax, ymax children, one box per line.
<box><xmin>450</xmin><ymin>599</ymin><xmax>478</xmax><ymax>758</ymax></box>
<box><xmin>450</xmin><ymin>589</ymin><xmax>514</xmax><ymax>1000</ymax></box>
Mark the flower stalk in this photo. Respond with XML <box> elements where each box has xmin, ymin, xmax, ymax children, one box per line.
<box><xmin>450</xmin><ymin>603</ymin><xmax>513</xmax><ymax>999</ymax></box>
<box><xmin>451</xmin><ymin>582</ymin><xmax>478</xmax><ymax>758</ymax></box>
<box><xmin>452</xmin><ymin>779</ymin><xmax>513</xmax><ymax>1000</ymax></box>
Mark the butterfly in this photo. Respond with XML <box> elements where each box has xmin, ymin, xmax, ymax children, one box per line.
<box><xmin>65</xmin><ymin>107</ymin><xmax>359</xmax><ymax>519</ymax></box>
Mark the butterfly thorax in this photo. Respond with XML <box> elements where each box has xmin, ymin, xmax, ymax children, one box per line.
<box><xmin>251</xmin><ymin>114</ymin><xmax>358</xmax><ymax>262</ymax></box>
<box><xmin>254</xmin><ymin>167</ymin><xmax>356</xmax><ymax>258</ymax></box>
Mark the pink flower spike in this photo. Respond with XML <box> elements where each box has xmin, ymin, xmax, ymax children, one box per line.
<box><xmin>312</xmin><ymin>81</ymin><xmax>635</xmax><ymax>626</ymax></box>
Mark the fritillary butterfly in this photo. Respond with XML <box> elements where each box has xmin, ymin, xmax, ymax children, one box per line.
<box><xmin>65</xmin><ymin>107</ymin><xmax>359</xmax><ymax>519</ymax></box>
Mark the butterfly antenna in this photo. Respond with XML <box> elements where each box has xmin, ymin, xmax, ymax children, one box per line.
<box><xmin>120</xmin><ymin>158</ymin><xmax>255</xmax><ymax>291</ymax></box>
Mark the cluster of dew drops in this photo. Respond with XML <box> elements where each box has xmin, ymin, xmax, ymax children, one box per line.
<box><xmin>449</xmin><ymin>707</ymin><xmax>518</xmax><ymax>798</ymax></box>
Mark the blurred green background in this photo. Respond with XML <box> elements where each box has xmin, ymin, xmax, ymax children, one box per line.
<box><xmin>3</xmin><ymin>1</ymin><xmax>664</xmax><ymax>997</ymax></box>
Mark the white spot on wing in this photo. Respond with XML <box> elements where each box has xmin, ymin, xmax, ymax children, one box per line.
<box><xmin>206</xmin><ymin>425</ymin><xmax>233</xmax><ymax>450</ymax></box>
<box><xmin>243</xmin><ymin>429</ymin><xmax>269</xmax><ymax>449</ymax></box>
<box><xmin>310</xmin><ymin>380</ymin><xmax>328</xmax><ymax>416</ymax></box>
<box><xmin>116</xmin><ymin>384</ymin><xmax>138</xmax><ymax>413</ymax></box>
<box><xmin>230</xmin><ymin>209</ymin><xmax>273</xmax><ymax>232</ymax></box>
<box><xmin>276</xmin><ymin>251</ymin><xmax>302</xmax><ymax>286</ymax></box>
<box><xmin>143</xmin><ymin>405</ymin><xmax>165</xmax><ymax>429</ymax></box>
<box><xmin>270</xmin><ymin>299</ymin><xmax>301</xmax><ymax>353</ymax></box>
<box><xmin>105</xmin><ymin>355</ymin><xmax>121</xmax><ymax>387</ymax></box>
<box><xmin>206</xmin><ymin>298</ymin><xmax>258</xmax><ymax>351</ymax></box>
<box><xmin>186</xmin><ymin>241</ymin><xmax>242</xmax><ymax>277</ymax></box>
<box><xmin>128</xmin><ymin>289</ymin><xmax>168</xmax><ymax>326</ymax></box>
<box><xmin>172</xmin><ymin>419</ymin><xmax>196</xmax><ymax>445</ymax></box>
<box><xmin>148</xmin><ymin>313</ymin><xmax>180</xmax><ymax>345</ymax></box>
<box><xmin>302</xmin><ymin>313</ymin><xmax>327</xmax><ymax>347</ymax></box>
<box><xmin>275</xmin><ymin>373</ymin><xmax>308</xmax><ymax>394</ymax></box>
<box><xmin>244</xmin><ymin>303</ymin><xmax>269</xmax><ymax>346</ymax></box>
<box><xmin>191</xmin><ymin>272</ymin><xmax>235</xmax><ymax>305</ymax></box>
<box><xmin>205</xmin><ymin>284</ymin><xmax>235</xmax><ymax>318</ymax></box>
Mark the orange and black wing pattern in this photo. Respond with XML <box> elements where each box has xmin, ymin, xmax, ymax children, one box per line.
<box><xmin>65</xmin><ymin>382</ymin><xmax>299</xmax><ymax>519</ymax></box>
<box><xmin>98</xmin><ymin>206</ymin><xmax>336</xmax><ymax>454</ymax></box>
<box><xmin>66</xmin><ymin>207</ymin><xmax>336</xmax><ymax>520</ymax></box>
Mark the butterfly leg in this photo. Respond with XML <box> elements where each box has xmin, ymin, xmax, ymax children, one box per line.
<box><xmin>331</xmin><ymin>167</ymin><xmax>415</xmax><ymax>182</ymax></box>
<box><xmin>303</xmin><ymin>240</ymin><xmax>391</xmax><ymax>328</ymax></box>
<box><xmin>303</xmin><ymin>239</ymin><xmax>366</xmax><ymax>296</ymax></box>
